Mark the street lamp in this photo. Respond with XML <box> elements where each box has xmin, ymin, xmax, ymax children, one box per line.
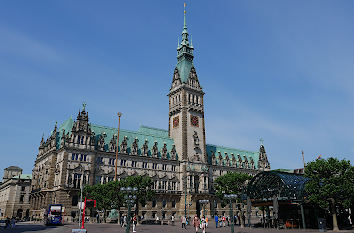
<box><xmin>77</xmin><ymin>164</ymin><xmax>84</xmax><ymax>228</ymax></box>
<box><xmin>121</xmin><ymin>187</ymin><xmax>138</xmax><ymax>233</ymax></box>
<box><xmin>115</xmin><ymin>112</ymin><xmax>122</xmax><ymax>181</ymax></box>
<box><xmin>224</xmin><ymin>194</ymin><xmax>237</xmax><ymax>233</ymax></box>
<box><xmin>199</xmin><ymin>200</ymin><xmax>209</xmax><ymax>217</ymax></box>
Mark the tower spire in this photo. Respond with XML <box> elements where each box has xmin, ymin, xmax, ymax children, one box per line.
<box><xmin>176</xmin><ymin>2</ymin><xmax>194</xmax><ymax>83</ymax></box>
<box><xmin>181</xmin><ymin>3</ymin><xmax>189</xmax><ymax>45</ymax></box>
<box><xmin>184</xmin><ymin>3</ymin><xmax>187</xmax><ymax>29</ymax></box>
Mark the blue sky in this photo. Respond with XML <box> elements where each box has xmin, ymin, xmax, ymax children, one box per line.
<box><xmin>0</xmin><ymin>0</ymin><xmax>353</xmax><ymax>177</ymax></box>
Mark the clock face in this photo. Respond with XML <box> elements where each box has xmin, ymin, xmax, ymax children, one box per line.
<box><xmin>173</xmin><ymin>116</ymin><xmax>179</xmax><ymax>128</ymax></box>
<box><xmin>190</xmin><ymin>115</ymin><xmax>199</xmax><ymax>127</ymax></box>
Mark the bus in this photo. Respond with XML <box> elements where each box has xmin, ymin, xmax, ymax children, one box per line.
<box><xmin>44</xmin><ymin>204</ymin><xmax>63</xmax><ymax>225</ymax></box>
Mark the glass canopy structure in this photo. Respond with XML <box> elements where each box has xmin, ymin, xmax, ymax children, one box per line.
<box><xmin>246</xmin><ymin>171</ymin><xmax>309</xmax><ymax>204</ymax></box>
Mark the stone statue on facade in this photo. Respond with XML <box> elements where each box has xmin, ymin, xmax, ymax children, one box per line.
<box><xmin>152</xmin><ymin>142</ymin><xmax>158</xmax><ymax>158</ymax></box>
<box><xmin>121</xmin><ymin>136</ymin><xmax>128</xmax><ymax>154</ymax></box>
<box><xmin>109</xmin><ymin>135</ymin><xmax>117</xmax><ymax>152</ymax></box>
<box><xmin>161</xmin><ymin>143</ymin><xmax>167</xmax><ymax>159</ymax></box>
<box><xmin>98</xmin><ymin>134</ymin><xmax>105</xmax><ymax>151</ymax></box>
<box><xmin>131</xmin><ymin>138</ymin><xmax>139</xmax><ymax>155</ymax></box>
<box><xmin>170</xmin><ymin>145</ymin><xmax>176</xmax><ymax>160</ymax></box>
<box><xmin>193</xmin><ymin>131</ymin><xmax>200</xmax><ymax>150</ymax></box>
<box><xmin>142</xmin><ymin>139</ymin><xmax>148</xmax><ymax>156</ymax></box>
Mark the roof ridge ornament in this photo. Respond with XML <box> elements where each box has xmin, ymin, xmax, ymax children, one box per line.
<box><xmin>82</xmin><ymin>102</ymin><xmax>87</xmax><ymax>112</ymax></box>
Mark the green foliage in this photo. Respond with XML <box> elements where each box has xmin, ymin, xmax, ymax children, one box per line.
<box><xmin>82</xmin><ymin>176</ymin><xmax>155</xmax><ymax>212</ymax></box>
<box><xmin>83</xmin><ymin>180</ymin><xmax>122</xmax><ymax>211</ymax></box>
<box><xmin>214</xmin><ymin>172</ymin><xmax>252</xmax><ymax>202</ymax></box>
<box><xmin>304</xmin><ymin>157</ymin><xmax>354</xmax><ymax>209</ymax></box>
<box><xmin>119</xmin><ymin>176</ymin><xmax>155</xmax><ymax>208</ymax></box>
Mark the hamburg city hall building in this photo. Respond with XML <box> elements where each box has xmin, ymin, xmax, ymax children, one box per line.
<box><xmin>30</xmin><ymin>9</ymin><xmax>270</xmax><ymax>222</ymax></box>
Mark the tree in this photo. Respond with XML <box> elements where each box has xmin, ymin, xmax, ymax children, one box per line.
<box><xmin>82</xmin><ymin>176</ymin><xmax>155</xmax><ymax>219</ymax></box>
<box><xmin>83</xmin><ymin>181</ymin><xmax>123</xmax><ymax>220</ymax></box>
<box><xmin>305</xmin><ymin>157</ymin><xmax>354</xmax><ymax>231</ymax></box>
<box><xmin>119</xmin><ymin>176</ymin><xmax>155</xmax><ymax>215</ymax></box>
<box><xmin>214</xmin><ymin>172</ymin><xmax>252</xmax><ymax>227</ymax></box>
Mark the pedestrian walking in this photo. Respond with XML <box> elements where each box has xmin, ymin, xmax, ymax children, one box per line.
<box><xmin>96</xmin><ymin>213</ymin><xmax>100</xmax><ymax>223</ymax></box>
<box><xmin>205</xmin><ymin>217</ymin><xmax>208</xmax><ymax>228</ymax></box>
<box><xmin>120</xmin><ymin>215</ymin><xmax>124</xmax><ymax>227</ymax></box>
<box><xmin>200</xmin><ymin>216</ymin><xmax>206</xmax><ymax>233</ymax></box>
<box><xmin>171</xmin><ymin>215</ymin><xmax>175</xmax><ymax>226</ymax></box>
<box><xmin>132</xmin><ymin>214</ymin><xmax>137</xmax><ymax>232</ymax></box>
<box><xmin>10</xmin><ymin>217</ymin><xmax>16</xmax><ymax>228</ymax></box>
<box><xmin>123</xmin><ymin>215</ymin><xmax>127</xmax><ymax>227</ymax></box>
<box><xmin>5</xmin><ymin>217</ymin><xmax>10</xmax><ymax>229</ymax></box>
<box><xmin>181</xmin><ymin>216</ymin><xmax>186</xmax><ymax>229</ymax></box>
<box><xmin>214</xmin><ymin>215</ymin><xmax>218</xmax><ymax>228</ymax></box>
<box><xmin>222</xmin><ymin>215</ymin><xmax>226</xmax><ymax>227</ymax></box>
<box><xmin>193</xmin><ymin>215</ymin><xmax>199</xmax><ymax>233</ymax></box>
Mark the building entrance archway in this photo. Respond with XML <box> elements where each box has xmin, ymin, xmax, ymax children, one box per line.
<box><xmin>196</xmin><ymin>201</ymin><xmax>201</xmax><ymax>218</ymax></box>
<box><xmin>16</xmin><ymin>209</ymin><xmax>23</xmax><ymax>219</ymax></box>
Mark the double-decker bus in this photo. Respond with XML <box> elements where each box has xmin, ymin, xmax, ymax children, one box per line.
<box><xmin>44</xmin><ymin>204</ymin><xmax>63</xmax><ymax>225</ymax></box>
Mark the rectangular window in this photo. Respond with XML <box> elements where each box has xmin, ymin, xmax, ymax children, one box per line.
<box><xmin>95</xmin><ymin>176</ymin><xmax>102</xmax><ymax>184</ymax></box>
<box><xmin>152</xmin><ymin>200</ymin><xmax>156</xmax><ymax>207</ymax></box>
<box><xmin>84</xmin><ymin>154</ymin><xmax>87</xmax><ymax>161</ymax></box>
<box><xmin>74</xmin><ymin>173</ymin><xmax>82</xmax><ymax>189</ymax></box>
<box><xmin>162</xmin><ymin>164</ymin><xmax>167</xmax><ymax>170</ymax></box>
<box><xmin>120</xmin><ymin>159</ymin><xmax>126</xmax><ymax>166</ymax></box>
<box><xmin>21</xmin><ymin>186</ymin><xmax>25</xmax><ymax>192</ymax></box>
<box><xmin>131</xmin><ymin>161</ymin><xmax>137</xmax><ymax>167</ymax></box>
<box><xmin>96</xmin><ymin>157</ymin><xmax>103</xmax><ymax>165</ymax></box>
<box><xmin>19</xmin><ymin>195</ymin><xmax>24</xmax><ymax>203</ymax></box>
<box><xmin>172</xmin><ymin>200</ymin><xmax>176</xmax><ymax>208</ymax></box>
<box><xmin>171</xmin><ymin>165</ymin><xmax>176</xmax><ymax>171</ymax></box>
<box><xmin>71</xmin><ymin>154</ymin><xmax>75</xmax><ymax>160</ymax></box>
<box><xmin>109</xmin><ymin>158</ymin><xmax>115</xmax><ymax>165</ymax></box>
<box><xmin>162</xmin><ymin>200</ymin><xmax>166</xmax><ymax>208</ymax></box>
<box><xmin>108</xmin><ymin>177</ymin><xmax>114</xmax><ymax>182</ymax></box>
<box><xmin>72</xmin><ymin>195</ymin><xmax>79</xmax><ymax>206</ymax></box>
<box><xmin>80</xmin><ymin>154</ymin><xmax>83</xmax><ymax>161</ymax></box>
<box><xmin>152</xmin><ymin>163</ymin><xmax>158</xmax><ymax>169</ymax></box>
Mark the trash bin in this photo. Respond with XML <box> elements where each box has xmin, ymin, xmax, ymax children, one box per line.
<box><xmin>317</xmin><ymin>218</ymin><xmax>326</xmax><ymax>232</ymax></box>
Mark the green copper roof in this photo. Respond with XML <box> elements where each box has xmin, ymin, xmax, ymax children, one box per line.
<box><xmin>206</xmin><ymin>144</ymin><xmax>259</xmax><ymax>168</ymax></box>
<box><xmin>176</xmin><ymin>60</ymin><xmax>194</xmax><ymax>83</ymax></box>
<box><xmin>176</xmin><ymin>6</ymin><xmax>194</xmax><ymax>83</ymax></box>
<box><xmin>12</xmin><ymin>174</ymin><xmax>32</xmax><ymax>179</ymax></box>
<box><xmin>57</xmin><ymin>119</ymin><xmax>177</xmax><ymax>159</ymax></box>
<box><xmin>56</xmin><ymin>113</ymin><xmax>258</xmax><ymax>167</ymax></box>
<box><xmin>91</xmin><ymin>125</ymin><xmax>176</xmax><ymax>159</ymax></box>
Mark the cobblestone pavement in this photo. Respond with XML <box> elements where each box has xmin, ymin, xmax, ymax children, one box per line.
<box><xmin>0</xmin><ymin>222</ymin><xmax>352</xmax><ymax>233</ymax></box>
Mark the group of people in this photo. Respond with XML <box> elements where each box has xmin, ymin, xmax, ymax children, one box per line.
<box><xmin>3</xmin><ymin>217</ymin><xmax>16</xmax><ymax>229</ymax></box>
<box><xmin>181</xmin><ymin>215</ymin><xmax>208</xmax><ymax>233</ymax></box>
<box><xmin>119</xmin><ymin>214</ymin><xmax>138</xmax><ymax>232</ymax></box>
<box><xmin>214</xmin><ymin>213</ymin><xmax>244</xmax><ymax>228</ymax></box>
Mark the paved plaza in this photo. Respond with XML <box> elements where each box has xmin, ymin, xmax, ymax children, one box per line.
<box><xmin>0</xmin><ymin>222</ymin><xmax>352</xmax><ymax>233</ymax></box>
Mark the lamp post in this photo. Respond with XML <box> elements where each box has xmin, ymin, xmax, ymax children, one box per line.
<box><xmin>77</xmin><ymin>164</ymin><xmax>84</xmax><ymax>228</ymax></box>
<box><xmin>183</xmin><ymin>177</ymin><xmax>187</xmax><ymax>220</ymax></box>
<box><xmin>199</xmin><ymin>200</ymin><xmax>209</xmax><ymax>217</ymax></box>
<box><xmin>224</xmin><ymin>194</ymin><xmax>237</xmax><ymax>233</ymax></box>
<box><xmin>114</xmin><ymin>112</ymin><xmax>122</xmax><ymax>181</ymax></box>
<box><xmin>121</xmin><ymin>187</ymin><xmax>138</xmax><ymax>233</ymax></box>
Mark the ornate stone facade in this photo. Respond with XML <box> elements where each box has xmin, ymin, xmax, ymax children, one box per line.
<box><xmin>0</xmin><ymin>166</ymin><xmax>31</xmax><ymax>219</ymax></box>
<box><xmin>29</xmin><ymin>10</ymin><xmax>270</xmax><ymax>222</ymax></box>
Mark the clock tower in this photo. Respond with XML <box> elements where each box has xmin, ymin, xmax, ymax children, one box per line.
<box><xmin>168</xmin><ymin>6</ymin><xmax>206</xmax><ymax>165</ymax></box>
